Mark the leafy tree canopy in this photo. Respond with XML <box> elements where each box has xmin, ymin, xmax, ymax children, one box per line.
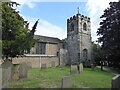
<box><xmin>97</xmin><ymin>1</ymin><xmax>120</xmax><ymax>68</ymax></box>
<box><xmin>2</xmin><ymin>2</ymin><xmax>39</xmax><ymax>59</ymax></box>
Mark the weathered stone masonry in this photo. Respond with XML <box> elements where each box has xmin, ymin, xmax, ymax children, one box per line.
<box><xmin>67</xmin><ymin>13</ymin><xmax>92</xmax><ymax>64</ymax></box>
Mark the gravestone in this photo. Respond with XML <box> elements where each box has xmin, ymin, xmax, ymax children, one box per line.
<box><xmin>26</xmin><ymin>62</ymin><xmax>32</xmax><ymax>69</ymax></box>
<box><xmin>1</xmin><ymin>60</ymin><xmax>14</xmax><ymax>88</ymax></box>
<box><xmin>41</xmin><ymin>64</ymin><xmax>47</xmax><ymax>70</ymax></box>
<box><xmin>0</xmin><ymin>67</ymin><xmax>2</xmax><ymax>90</ymax></box>
<box><xmin>61</xmin><ymin>76</ymin><xmax>72</xmax><ymax>88</ymax></box>
<box><xmin>112</xmin><ymin>75</ymin><xmax>120</xmax><ymax>88</ymax></box>
<box><xmin>70</xmin><ymin>65</ymin><xmax>78</xmax><ymax>75</ymax></box>
<box><xmin>19</xmin><ymin>62</ymin><xmax>29</xmax><ymax>79</ymax></box>
<box><xmin>79</xmin><ymin>63</ymin><xmax>83</xmax><ymax>74</ymax></box>
<box><xmin>51</xmin><ymin>61</ymin><xmax>55</xmax><ymax>67</ymax></box>
<box><xmin>12</xmin><ymin>62</ymin><xmax>32</xmax><ymax>80</ymax></box>
<box><xmin>22</xmin><ymin>62</ymin><xmax>32</xmax><ymax>70</ymax></box>
<box><xmin>2</xmin><ymin>68</ymin><xmax>10</xmax><ymax>88</ymax></box>
<box><xmin>12</xmin><ymin>64</ymin><xmax>20</xmax><ymax>81</ymax></box>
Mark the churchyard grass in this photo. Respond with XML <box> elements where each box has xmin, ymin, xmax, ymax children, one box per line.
<box><xmin>9</xmin><ymin>66</ymin><xmax>115</xmax><ymax>88</ymax></box>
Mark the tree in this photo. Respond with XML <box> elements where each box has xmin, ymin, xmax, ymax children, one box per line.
<box><xmin>62</xmin><ymin>38</ymin><xmax>67</xmax><ymax>49</ymax></box>
<box><xmin>92</xmin><ymin>42</ymin><xmax>102</xmax><ymax>65</ymax></box>
<box><xmin>97</xmin><ymin>1</ymin><xmax>120</xmax><ymax>68</ymax></box>
<box><xmin>2</xmin><ymin>2</ymin><xmax>39</xmax><ymax>60</ymax></box>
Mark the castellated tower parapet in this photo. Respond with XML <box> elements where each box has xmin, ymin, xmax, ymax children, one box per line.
<box><xmin>67</xmin><ymin>13</ymin><xmax>92</xmax><ymax>65</ymax></box>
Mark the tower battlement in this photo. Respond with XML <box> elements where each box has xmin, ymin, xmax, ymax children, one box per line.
<box><xmin>67</xmin><ymin>14</ymin><xmax>90</xmax><ymax>23</ymax></box>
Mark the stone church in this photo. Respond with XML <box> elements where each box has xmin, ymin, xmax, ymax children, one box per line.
<box><xmin>12</xmin><ymin>12</ymin><xmax>92</xmax><ymax>67</ymax></box>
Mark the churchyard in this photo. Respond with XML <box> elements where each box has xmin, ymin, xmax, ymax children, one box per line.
<box><xmin>1</xmin><ymin>1</ymin><xmax>120</xmax><ymax>89</ymax></box>
<box><xmin>9</xmin><ymin>66</ymin><xmax>115</xmax><ymax>88</ymax></box>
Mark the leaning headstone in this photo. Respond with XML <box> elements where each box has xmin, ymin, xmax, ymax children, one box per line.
<box><xmin>70</xmin><ymin>65</ymin><xmax>78</xmax><ymax>75</ymax></box>
<box><xmin>41</xmin><ymin>64</ymin><xmax>47</xmax><ymax>70</ymax></box>
<box><xmin>61</xmin><ymin>76</ymin><xmax>72</xmax><ymax>88</ymax></box>
<box><xmin>51</xmin><ymin>61</ymin><xmax>55</xmax><ymax>68</ymax></box>
<box><xmin>19</xmin><ymin>62</ymin><xmax>29</xmax><ymax>79</ymax></box>
<box><xmin>112</xmin><ymin>75</ymin><xmax>120</xmax><ymax>88</ymax></box>
<box><xmin>79</xmin><ymin>63</ymin><xmax>83</xmax><ymax>74</ymax></box>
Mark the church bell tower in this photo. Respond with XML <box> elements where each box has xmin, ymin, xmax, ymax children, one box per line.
<box><xmin>67</xmin><ymin>12</ymin><xmax>92</xmax><ymax>65</ymax></box>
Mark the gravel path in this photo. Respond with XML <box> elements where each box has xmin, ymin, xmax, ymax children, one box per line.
<box><xmin>97</xmin><ymin>66</ymin><xmax>120</xmax><ymax>75</ymax></box>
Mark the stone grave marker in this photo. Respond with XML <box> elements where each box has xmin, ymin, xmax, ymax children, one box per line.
<box><xmin>19</xmin><ymin>62</ymin><xmax>29</xmax><ymax>79</ymax></box>
<box><xmin>112</xmin><ymin>75</ymin><xmax>120</xmax><ymax>88</ymax></box>
<box><xmin>51</xmin><ymin>61</ymin><xmax>55</xmax><ymax>68</ymax></box>
<box><xmin>12</xmin><ymin>64</ymin><xmax>20</xmax><ymax>81</ymax></box>
<box><xmin>0</xmin><ymin>67</ymin><xmax>2</xmax><ymax>90</ymax></box>
<box><xmin>79</xmin><ymin>63</ymin><xmax>83</xmax><ymax>74</ymax></box>
<box><xmin>23</xmin><ymin>62</ymin><xmax>32</xmax><ymax>70</ymax></box>
<box><xmin>61</xmin><ymin>76</ymin><xmax>72</xmax><ymax>88</ymax></box>
<box><xmin>12</xmin><ymin>62</ymin><xmax>32</xmax><ymax>80</ymax></box>
<box><xmin>2</xmin><ymin>60</ymin><xmax>14</xmax><ymax>81</ymax></box>
<box><xmin>70</xmin><ymin>65</ymin><xmax>78</xmax><ymax>75</ymax></box>
<box><xmin>2</xmin><ymin>68</ymin><xmax>10</xmax><ymax>88</ymax></box>
<box><xmin>41</xmin><ymin>64</ymin><xmax>47</xmax><ymax>70</ymax></box>
<box><xmin>1</xmin><ymin>60</ymin><xmax>14</xmax><ymax>88</ymax></box>
<box><xmin>26</xmin><ymin>62</ymin><xmax>32</xmax><ymax>69</ymax></box>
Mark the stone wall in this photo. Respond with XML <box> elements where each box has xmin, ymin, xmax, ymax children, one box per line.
<box><xmin>12</xmin><ymin>56</ymin><xmax>59</xmax><ymax>68</ymax></box>
<box><xmin>60</xmin><ymin>49</ymin><xmax>68</xmax><ymax>65</ymax></box>
<box><xmin>80</xmin><ymin>34</ymin><xmax>92</xmax><ymax>61</ymax></box>
<box><xmin>46</xmin><ymin>43</ymin><xmax>59</xmax><ymax>55</ymax></box>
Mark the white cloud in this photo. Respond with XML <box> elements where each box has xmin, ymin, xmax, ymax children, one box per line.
<box><xmin>21</xmin><ymin>15</ymin><xmax>66</xmax><ymax>40</ymax></box>
<box><xmin>34</xmin><ymin>19</ymin><xmax>67</xmax><ymax>39</ymax></box>
<box><xmin>11</xmin><ymin>0</ymin><xmax>88</xmax><ymax>8</ymax></box>
<box><xmin>11</xmin><ymin>0</ymin><xmax>38</xmax><ymax>8</ymax></box>
<box><xmin>86</xmin><ymin>0</ymin><xmax>118</xmax><ymax>41</ymax></box>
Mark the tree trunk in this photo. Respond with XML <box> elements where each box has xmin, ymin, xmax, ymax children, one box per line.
<box><xmin>101</xmin><ymin>65</ymin><xmax>103</xmax><ymax>71</ymax></box>
<box><xmin>101</xmin><ymin>61</ymin><xmax>103</xmax><ymax>71</ymax></box>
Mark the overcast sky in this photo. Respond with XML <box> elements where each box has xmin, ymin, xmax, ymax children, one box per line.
<box><xmin>11</xmin><ymin>0</ymin><xmax>118</xmax><ymax>42</ymax></box>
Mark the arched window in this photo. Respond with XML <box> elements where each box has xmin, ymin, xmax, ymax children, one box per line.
<box><xmin>83</xmin><ymin>23</ymin><xmax>87</xmax><ymax>31</ymax></box>
<box><xmin>83</xmin><ymin>49</ymin><xmax>87</xmax><ymax>60</ymax></box>
<box><xmin>70</xmin><ymin>23</ymin><xmax>74</xmax><ymax>31</ymax></box>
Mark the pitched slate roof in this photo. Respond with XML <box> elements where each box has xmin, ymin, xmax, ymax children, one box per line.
<box><xmin>34</xmin><ymin>35</ymin><xmax>62</xmax><ymax>44</ymax></box>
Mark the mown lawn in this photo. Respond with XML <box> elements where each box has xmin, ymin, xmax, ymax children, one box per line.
<box><xmin>9</xmin><ymin>66</ymin><xmax>115</xmax><ymax>88</ymax></box>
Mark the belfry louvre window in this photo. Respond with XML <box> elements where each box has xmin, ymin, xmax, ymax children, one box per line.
<box><xmin>83</xmin><ymin>23</ymin><xmax>87</xmax><ymax>31</ymax></box>
<box><xmin>70</xmin><ymin>23</ymin><xmax>74</xmax><ymax>31</ymax></box>
<box><xmin>36</xmin><ymin>42</ymin><xmax>46</xmax><ymax>54</ymax></box>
